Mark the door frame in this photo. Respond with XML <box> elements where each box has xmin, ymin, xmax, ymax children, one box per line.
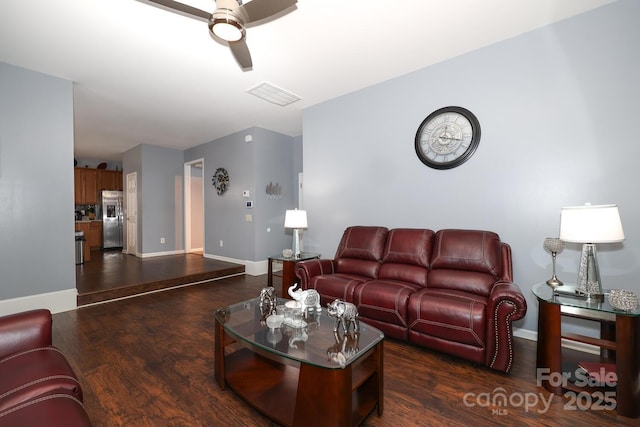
<box><xmin>184</xmin><ymin>159</ymin><xmax>205</xmax><ymax>254</ymax></box>
<box><xmin>125</xmin><ymin>171</ymin><xmax>138</xmax><ymax>255</ymax></box>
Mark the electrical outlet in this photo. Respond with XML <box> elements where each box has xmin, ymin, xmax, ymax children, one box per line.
<box><xmin>219</xmin><ymin>240</ymin><xmax>223</xmax><ymax>247</ymax></box>
<box><xmin>160</xmin><ymin>238</ymin><xmax>165</xmax><ymax>244</ymax></box>
<box><xmin>245</xmin><ymin>214</ymin><xmax>253</xmax><ymax>222</ymax></box>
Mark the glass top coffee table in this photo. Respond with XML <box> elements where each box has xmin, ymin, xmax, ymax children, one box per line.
<box><xmin>214</xmin><ymin>297</ymin><xmax>384</xmax><ymax>426</ymax></box>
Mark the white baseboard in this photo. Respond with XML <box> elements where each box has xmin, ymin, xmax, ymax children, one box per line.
<box><xmin>204</xmin><ymin>254</ymin><xmax>269</xmax><ymax>276</ymax></box>
<box><xmin>514</xmin><ymin>326</ymin><xmax>599</xmax><ymax>355</ymax></box>
<box><xmin>0</xmin><ymin>288</ymin><xmax>77</xmax><ymax>316</ymax></box>
<box><xmin>140</xmin><ymin>249</ymin><xmax>185</xmax><ymax>258</ymax></box>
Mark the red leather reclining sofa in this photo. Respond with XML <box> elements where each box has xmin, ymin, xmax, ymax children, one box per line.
<box><xmin>295</xmin><ymin>226</ymin><xmax>527</xmax><ymax>372</ymax></box>
<box><xmin>0</xmin><ymin>309</ymin><xmax>92</xmax><ymax>426</ymax></box>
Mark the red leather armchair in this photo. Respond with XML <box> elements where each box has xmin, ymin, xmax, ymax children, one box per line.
<box><xmin>0</xmin><ymin>309</ymin><xmax>91</xmax><ymax>426</ymax></box>
<box><xmin>296</xmin><ymin>226</ymin><xmax>527</xmax><ymax>373</ymax></box>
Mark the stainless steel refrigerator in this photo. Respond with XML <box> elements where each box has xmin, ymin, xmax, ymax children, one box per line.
<box><xmin>100</xmin><ymin>190</ymin><xmax>123</xmax><ymax>249</ymax></box>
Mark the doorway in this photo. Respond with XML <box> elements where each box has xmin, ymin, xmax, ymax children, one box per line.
<box><xmin>184</xmin><ymin>159</ymin><xmax>205</xmax><ymax>255</ymax></box>
<box><xmin>125</xmin><ymin>172</ymin><xmax>138</xmax><ymax>255</ymax></box>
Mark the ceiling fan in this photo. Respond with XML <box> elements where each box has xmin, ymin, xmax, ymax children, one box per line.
<box><xmin>145</xmin><ymin>0</ymin><xmax>297</xmax><ymax>70</ymax></box>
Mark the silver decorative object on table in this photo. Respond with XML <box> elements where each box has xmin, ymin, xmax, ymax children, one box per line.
<box><xmin>608</xmin><ymin>289</ymin><xmax>639</xmax><ymax>312</ymax></box>
<box><xmin>543</xmin><ymin>237</ymin><xmax>564</xmax><ymax>289</ymax></box>
<box><xmin>327</xmin><ymin>299</ymin><xmax>360</xmax><ymax>334</ymax></box>
<box><xmin>287</xmin><ymin>284</ymin><xmax>321</xmax><ymax>313</ymax></box>
<box><xmin>258</xmin><ymin>287</ymin><xmax>277</xmax><ymax>318</ymax></box>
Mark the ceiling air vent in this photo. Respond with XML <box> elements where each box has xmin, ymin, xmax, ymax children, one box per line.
<box><xmin>246</xmin><ymin>81</ymin><xmax>301</xmax><ymax>106</ymax></box>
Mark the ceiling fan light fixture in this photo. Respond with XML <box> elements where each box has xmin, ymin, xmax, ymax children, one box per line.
<box><xmin>210</xmin><ymin>16</ymin><xmax>245</xmax><ymax>42</ymax></box>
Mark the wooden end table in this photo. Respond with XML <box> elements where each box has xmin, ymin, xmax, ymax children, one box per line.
<box><xmin>532</xmin><ymin>282</ymin><xmax>640</xmax><ymax>418</ymax></box>
<box><xmin>267</xmin><ymin>253</ymin><xmax>320</xmax><ymax>298</ymax></box>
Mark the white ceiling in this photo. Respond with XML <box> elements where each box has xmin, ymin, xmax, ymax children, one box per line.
<box><xmin>0</xmin><ymin>0</ymin><xmax>614</xmax><ymax>161</ymax></box>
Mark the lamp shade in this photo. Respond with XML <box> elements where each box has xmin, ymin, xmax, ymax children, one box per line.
<box><xmin>284</xmin><ymin>209</ymin><xmax>307</xmax><ymax>229</ymax></box>
<box><xmin>559</xmin><ymin>204</ymin><xmax>625</xmax><ymax>243</ymax></box>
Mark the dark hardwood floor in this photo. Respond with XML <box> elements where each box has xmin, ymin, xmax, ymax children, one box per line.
<box><xmin>75</xmin><ymin>250</ymin><xmax>245</xmax><ymax>305</ymax></box>
<box><xmin>54</xmin><ymin>273</ymin><xmax>637</xmax><ymax>426</ymax></box>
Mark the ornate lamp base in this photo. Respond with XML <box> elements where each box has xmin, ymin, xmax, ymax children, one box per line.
<box><xmin>546</xmin><ymin>250</ymin><xmax>563</xmax><ymax>289</ymax></box>
<box><xmin>546</xmin><ymin>275</ymin><xmax>563</xmax><ymax>289</ymax></box>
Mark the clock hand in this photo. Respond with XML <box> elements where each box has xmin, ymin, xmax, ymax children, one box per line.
<box><xmin>438</xmin><ymin>135</ymin><xmax>462</xmax><ymax>142</ymax></box>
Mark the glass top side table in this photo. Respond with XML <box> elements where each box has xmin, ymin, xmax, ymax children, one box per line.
<box><xmin>267</xmin><ymin>253</ymin><xmax>320</xmax><ymax>298</ymax></box>
<box><xmin>532</xmin><ymin>282</ymin><xmax>640</xmax><ymax>418</ymax></box>
<box><xmin>532</xmin><ymin>282</ymin><xmax>640</xmax><ymax>319</ymax></box>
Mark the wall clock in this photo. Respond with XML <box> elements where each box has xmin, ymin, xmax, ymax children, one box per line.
<box><xmin>212</xmin><ymin>168</ymin><xmax>229</xmax><ymax>195</ymax></box>
<box><xmin>414</xmin><ymin>106</ymin><xmax>481</xmax><ymax>170</ymax></box>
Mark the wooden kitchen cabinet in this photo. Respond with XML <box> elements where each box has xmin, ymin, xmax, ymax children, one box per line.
<box><xmin>98</xmin><ymin>169</ymin><xmax>123</xmax><ymax>191</ymax></box>
<box><xmin>74</xmin><ymin>168</ymin><xmax>98</xmax><ymax>204</ymax></box>
<box><xmin>89</xmin><ymin>221</ymin><xmax>102</xmax><ymax>250</ymax></box>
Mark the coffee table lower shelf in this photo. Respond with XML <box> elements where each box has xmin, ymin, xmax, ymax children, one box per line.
<box><xmin>217</xmin><ymin>346</ymin><xmax>383</xmax><ymax>427</ymax></box>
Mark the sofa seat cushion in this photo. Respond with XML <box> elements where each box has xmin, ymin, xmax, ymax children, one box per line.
<box><xmin>407</xmin><ymin>288</ymin><xmax>487</xmax><ymax>348</ymax></box>
<box><xmin>0</xmin><ymin>347</ymin><xmax>83</xmax><ymax>413</ymax></box>
<box><xmin>353</xmin><ymin>279</ymin><xmax>422</xmax><ymax>331</ymax></box>
<box><xmin>307</xmin><ymin>274</ymin><xmax>366</xmax><ymax>305</ymax></box>
<box><xmin>0</xmin><ymin>394</ymin><xmax>91</xmax><ymax>427</ymax></box>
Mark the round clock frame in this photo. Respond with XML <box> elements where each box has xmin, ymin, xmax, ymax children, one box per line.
<box><xmin>414</xmin><ymin>106</ymin><xmax>481</xmax><ymax>170</ymax></box>
<box><xmin>212</xmin><ymin>167</ymin><xmax>230</xmax><ymax>195</ymax></box>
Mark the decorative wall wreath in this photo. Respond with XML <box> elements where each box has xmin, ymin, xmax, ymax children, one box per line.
<box><xmin>212</xmin><ymin>167</ymin><xmax>229</xmax><ymax>195</ymax></box>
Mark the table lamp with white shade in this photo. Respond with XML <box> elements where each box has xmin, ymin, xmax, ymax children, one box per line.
<box><xmin>559</xmin><ymin>203</ymin><xmax>625</xmax><ymax>301</ymax></box>
<box><xmin>284</xmin><ymin>209</ymin><xmax>307</xmax><ymax>258</ymax></box>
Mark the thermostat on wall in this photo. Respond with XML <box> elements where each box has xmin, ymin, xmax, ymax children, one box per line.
<box><xmin>246</xmin><ymin>201</ymin><xmax>253</xmax><ymax>208</ymax></box>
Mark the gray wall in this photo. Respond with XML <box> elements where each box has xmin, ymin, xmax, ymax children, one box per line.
<box><xmin>302</xmin><ymin>0</ymin><xmax>640</xmax><ymax>333</ymax></box>
<box><xmin>254</xmin><ymin>127</ymin><xmax>296</xmax><ymax>259</ymax></box>
<box><xmin>0</xmin><ymin>62</ymin><xmax>75</xmax><ymax>300</ymax></box>
<box><xmin>123</xmin><ymin>144</ymin><xmax>184</xmax><ymax>254</ymax></box>
<box><xmin>292</xmin><ymin>134</ymin><xmax>303</xmax><ymax>208</ymax></box>
<box><xmin>185</xmin><ymin>127</ymin><xmax>294</xmax><ymax>261</ymax></box>
<box><xmin>140</xmin><ymin>144</ymin><xmax>185</xmax><ymax>253</ymax></box>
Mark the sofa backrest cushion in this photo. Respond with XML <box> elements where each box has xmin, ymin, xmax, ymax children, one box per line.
<box><xmin>378</xmin><ymin>228</ymin><xmax>434</xmax><ymax>287</ymax></box>
<box><xmin>429</xmin><ymin>229</ymin><xmax>503</xmax><ymax>297</ymax></box>
<box><xmin>334</xmin><ymin>226</ymin><xmax>388</xmax><ymax>279</ymax></box>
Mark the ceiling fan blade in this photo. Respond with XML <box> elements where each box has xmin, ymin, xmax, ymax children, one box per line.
<box><xmin>145</xmin><ymin>0</ymin><xmax>211</xmax><ymax>20</ymax></box>
<box><xmin>229</xmin><ymin>39</ymin><xmax>253</xmax><ymax>70</ymax></box>
<box><xmin>240</xmin><ymin>0</ymin><xmax>297</xmax><ymax>24</ymax></box>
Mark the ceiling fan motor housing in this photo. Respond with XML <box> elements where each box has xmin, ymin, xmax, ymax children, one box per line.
<box><xmin>146</xmin><ymin>0</ymin><xmax>297</xmax><ymax>69</ymax></box>
<box><xmin>209</xmin><ymin>0</ymin><xmax>248</xmax><ymax>42</ymax></box>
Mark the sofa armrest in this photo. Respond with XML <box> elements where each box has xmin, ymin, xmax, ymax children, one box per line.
<box><xmin>488</xmin><ymin>281</ymin><xmax>527</xmax><ymax>320</ymax></box>
<box><xmin>0</xmin><ymin>309</ymin><xmax>53</xmax><ymax>359</ymax></box>
<box><xmin>295</xmin><ymin>259</ymin><xmax>336</xmax><ymax>290</ymax></box>
<box><xmin>485</xmin><ymin>281</ymin><xmax>527</xmax><ymax>372</ymax></box>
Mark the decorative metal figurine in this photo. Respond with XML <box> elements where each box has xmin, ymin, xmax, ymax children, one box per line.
<box><xmin>258</xmin><ymin>287</ymin><xmax>277</xmax><ymax>317</ymax></box>
<box><xmin>327</xmin><ymin>299</ymin><xmax>359</xmax><ymax>334</ymax></box>
<box><xmin>287</xmin><ymin>284</ymin><xmax>321</xmax><ymax>312</ymax></box>
<box><xmin>608</xmin><ymin>289</ymin><xmax>639</xmax><ymax>312</ymax></box>
<box><xmin>543</xmin><ymin>237</ymin><xmax>564</xmax><ymax>289</ymax></box>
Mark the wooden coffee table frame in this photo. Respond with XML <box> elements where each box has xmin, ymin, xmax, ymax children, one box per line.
<box><xmin>214</xmin><ymin>316</ymin><xmax>384</xmax><ymax>426</ymax></box>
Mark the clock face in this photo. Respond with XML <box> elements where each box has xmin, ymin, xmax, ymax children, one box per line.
<box><xmin>415</xmin><ymin>106</ymin><xmax>481</xmax><ymax>169</ymax></box>
<box><xmin>212</xmin><ymin>167</ymin><xmax>229</xmax><ymax>195</ymax></box>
